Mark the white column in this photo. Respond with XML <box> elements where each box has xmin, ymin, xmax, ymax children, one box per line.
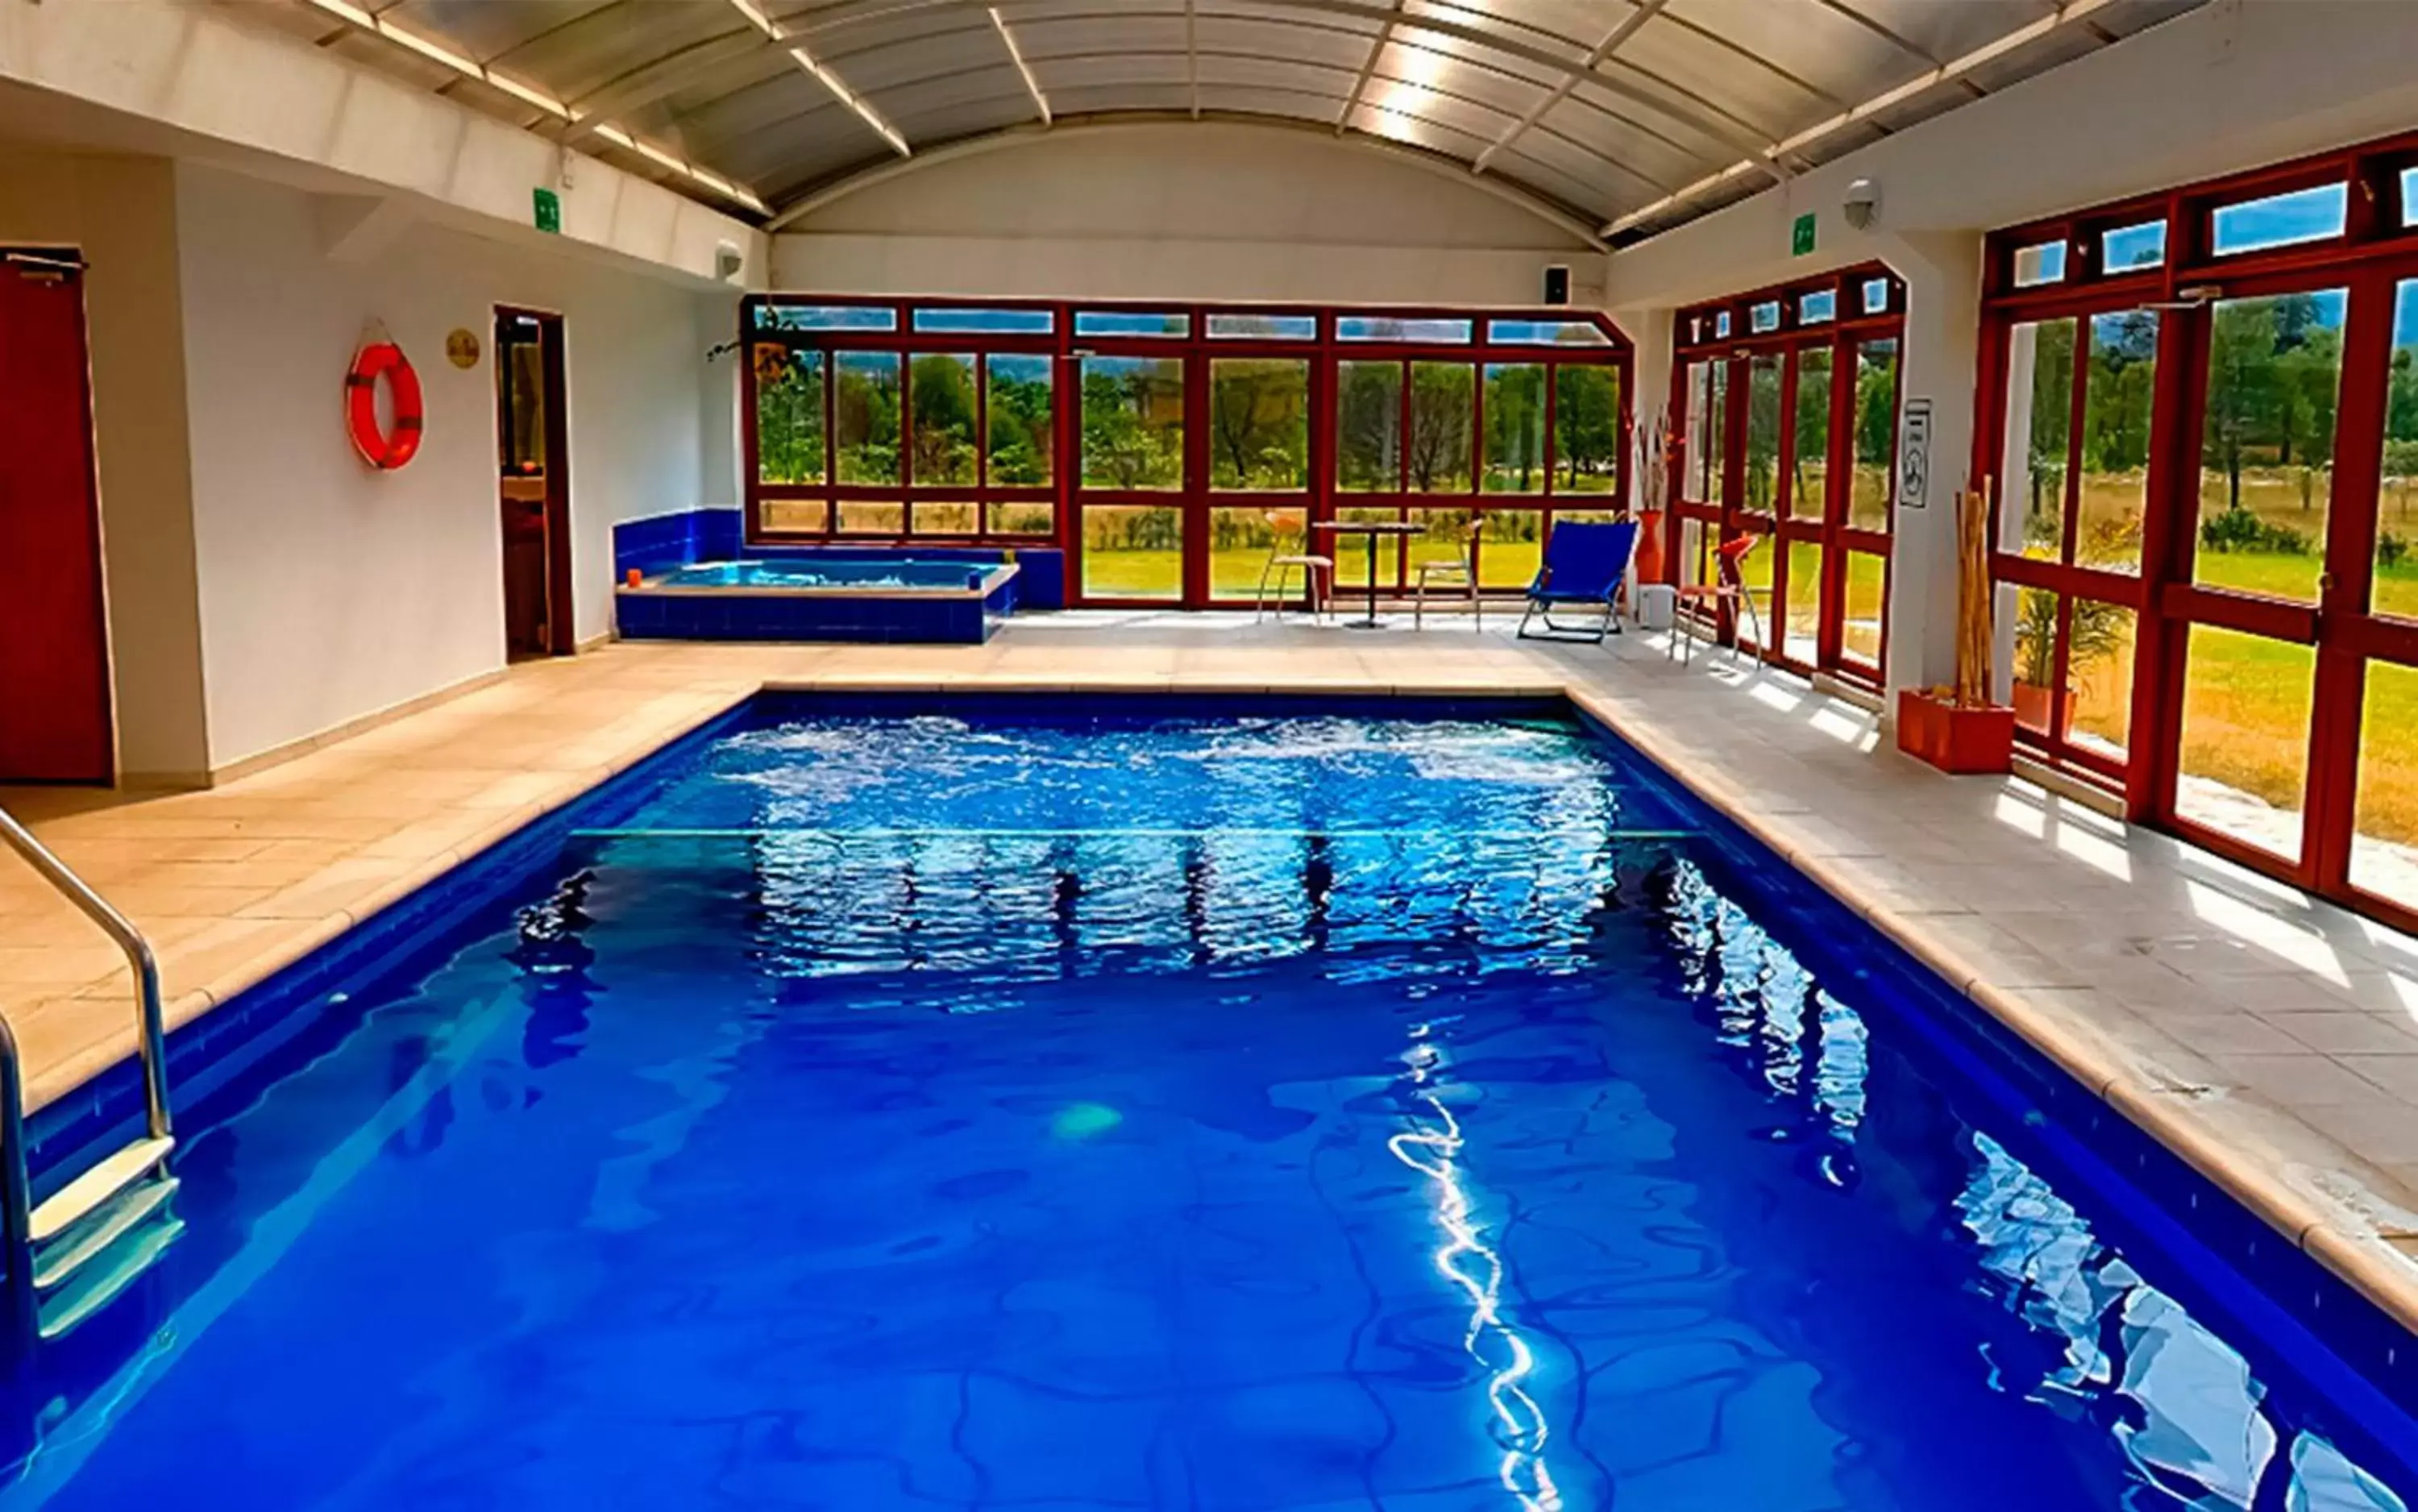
<box><xmin>1877</xmin><ymin>230</ymin><xmax>1984</xmax><ymax>699</ymax></box>
<box><xmin>1613</xmin><ymin>300</ymin><xmax>1674</xmax><ymax>612</ymax></box>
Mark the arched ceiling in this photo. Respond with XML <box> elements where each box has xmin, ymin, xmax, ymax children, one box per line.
<box><xmin>256</xmin><ymin>0</ymin><xmax>2208</xmax><ymax>241</ymax></box>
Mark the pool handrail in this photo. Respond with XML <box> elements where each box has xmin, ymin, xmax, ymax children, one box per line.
<box><xmin>0</xmin><ymin>803</ymin><xmax>174</xmax><ymax>1334</ymax></box>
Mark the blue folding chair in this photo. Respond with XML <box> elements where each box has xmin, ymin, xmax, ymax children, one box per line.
<box><xmin>1517</xmin><ymin>520</ymin><xmax>1638</xmax><ymax>643</ymax></box>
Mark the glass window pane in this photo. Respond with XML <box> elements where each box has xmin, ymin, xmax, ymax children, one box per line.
<box><xmin>760</xmin><ymin>499</ymin><xmax>828</xmax><ymax>533</ymax></box>
<box><xmin>2353</xmin><ymin>660</ymin><xmax>2418</xmax><ymax>909</ymax></box>
<box><xmin>2001</xmin><ymin>319</ymin><xmax>2073</xmax><ymax>560</ymax></box>
<box><xmin>754</xmin><ymin>347</ymin><xmax>825</xmax><ymax>486</ymax></box>
<box><xmin>1851</xmin><ymin>338</ymin><xmax>1899</xmax><ymax>532</ymax></box>
<box><xmin>1714</xmin><ymin>311</ymin><xmax>1733</xmax><ymax>339</ymax></box>
<box><xmin>1080</xmin><ymin>506</ymin><xmax>1182</xmax><ymax>597</ymax></box>
<box><xmin>1487</xmin><ymin>318</ymin><xmax>1610</xmax><ymax>346</ymax></box>
<box><xmin>1790</xmin><ymin>347</ymin><xmax>1832</xmax><ymax>521</ymax></box>
<box><xmin>1784</xmin><ymin>539</ymin><xmax>1822</xmax><ymax>663</ymax></box>
<box><xmin>2403</xmin><ymin>166</ymin><xmax>2418</xmax><ymax>229</ymax></box>
<box><xmin>912</xmin><ymin>501</ymin><xmax>978</xmax><ymax>534</ymax></box>
<box><xmin>1339</xmin><ymin>316</ymin><xmax>1472</xmax><ymax>343</ymax></box>
<box><xmin>2377</xmin><ymin>280</ymin><xmax>2418</xmax><ymax>621</ymax></box>
<box><xmin>1482</xmin><ymin>363</ymin><xmax>1546</xmax><ymax>494</ymax></box>
<box><xmin>836</xmin><ymin>501</ymin><xmax>904</xmax><ymax>534</ymax></box>
<box><xmin>755</xmin><ymin>303</ymin><xmax>895</xmax><ymax>332</ymax></box>
<box><xmin>2012</xmin><ymin>588</ymin><xmax>2063</xmax><ymax>736</ymax></box>
<box><xmin>1750</xmin><ymin>301</ymin><xmax>1780</xmax><ymax>334</ymax></box>
<box><xmin>1206</xmin><ymin>313</ymin><xmax>1317</xmax><ymax>340</ymax></box>
<box><xmin>2013</xmin><ymin>241</ymin><xmax>2067</xmax><ymax>287</ymax></box>
<box><xmin>1408</xmin><ymin>507</ymin><xmax>1478</xmax><ymax>582</ymax></box>
<box><xmin>988</xmin><ymin>500</ymin><xmax>1054</xmax><ymax>535</ymax></box>
<box><xmin>833</xmin><ymin>352</ymin><xmax>902</xmax><ymax>486</ymax></box>
<box><xmin>1338</xmin><ymin>361</ymin><xmax>1404</xmax><ymax>492</ymax></box>
<box><xmin>1731</xmin><ymin>530</ymin><xmax>1773</xmax><ymax>652</ymax></box>
<box><xmin>1742</xmin><ymin>352</ymin><xmax>1782</xmax><ymax>513</ymax></box>
<box><xmin>1843</xmin><ymin>550</ymin><xmax>1885</xmax><ymax>665</ymax></box>
<box><xmin>1336</xmin><ymin>505</ymin><xmax>1406</xmax><ymax>592</ymax></box>
<box><xmin>1860</xmin><ymin>278</ymin><xmax>1889</xmax><ymax>315</ymax></box>
<box><xmin>1208</xmin><ymin>359</ymin><xmax>1309</xmax><ymax>490</ymax></box>
<box><xmin>1075</xmin><ymin>310</ymin><xmax>1188</xmax><ymax>338</ymax></box>
<box><xmin>2076</xmin><ymin>310</ymin><xmax>2158</xmax><ymax>574</ymax></box>
<box><xmin>908</xmin><ymin>353</ymin><xmax>978</xmax><ymax>487</ymax></box>
<box><xmin>1477</xmin><ymin>509</ymin><xmax>1543</xmax><ymax>588</ymax></box>
<box><xmin>913</xmin><ymin>307</ymin><xmax>1052</xmax><ymax>334</ymax></box>
<box><xmin>1799</xmin><ymin>289</ymin><xmax>1836</xmax><ymax>324</ymax></box>
<box><xmin>1080</xmin><ymin>356</ymin><xmax>1185</xmax><ymax>490</ymax></box>
<box><xmin>2177</xmin><ymin>625</ymin><xmax>2315</xmax><ymax>860</ymax></box>
<box><xmin>985</xmin><ymin>354</ymin><xmax>1054</xmax><ymax>487</ymax></box>
<box><xmin>2069</xmin><ymin>601</ymin><xmax>2138</xmax><ymax>762</ymax></box>
<box><xmin>1552</xmin><ymin>365</ymin><xmax>1621</xmax><ymax>494</ymax></box>
<box><xmin>1409</xmin><ymin>362</ymin><xmax>1474</xmax><ymax>492</ymax></box>
<box><xmin>2101</xmin><ymin>220</ymin><xmax>2167</xmax><ymax>271</ymax></box>
<box><xmin>1208</xmin><ymin>506</ymin><xmax>1304</xmax><ymax>597</ymax></box>
<box><xmin>2196</xmin><ymin>289</ymin><xmax>2347</xmax><ymax>604</ymax></box>
<box><xmin>2210</xmin><ymin>182</ymin><xmax>2349</xmax><ymax>255</ymax></box>
<box><xmin>1685</xmin><ymin>359</ymin><xmax>1727</xmax><ymax>504</ymax></box>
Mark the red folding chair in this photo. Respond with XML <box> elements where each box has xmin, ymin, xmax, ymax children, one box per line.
<box><xmin>1669</xmin><ymin>534</ymin><xmax>1764</xmax><ymax>666</ymax></box>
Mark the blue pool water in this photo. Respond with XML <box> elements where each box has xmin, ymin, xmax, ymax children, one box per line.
<box><xmin>658</xmin><ymin>559</ymin><xmax>997</xmax><ymax>591</ymax></box>
<box><xmin>3</xmin><ymin>700</ymin><xmax>2415</xmax><ymax>1510</ymax></box>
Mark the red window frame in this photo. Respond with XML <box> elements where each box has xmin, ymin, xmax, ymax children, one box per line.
<box><xmin>1664</xmin><ymin>263</ymin><xmax>1905</xmax><ymax>690</ymax></box>
<box><xmin>738</xmin><ymin>296</ymin><xmax>1634</xmax><ymax>609</ymax></box>
<box><xmin>1974</xmin><ymin>127</ymin><xmax>2418</xmax><ymax>935</ymax></box>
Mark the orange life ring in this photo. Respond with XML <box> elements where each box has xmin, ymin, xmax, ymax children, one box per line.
<box><xmin>346</xmin><ymin>340</ymin><xmax>423</xmax><ymax>470</ymax></box>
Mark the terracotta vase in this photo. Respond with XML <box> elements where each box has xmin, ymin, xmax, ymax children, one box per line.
<box><xmin>1635</xmin><ymin>509</ymin><xmax>1667</xmax><ymax>583</ymax></box>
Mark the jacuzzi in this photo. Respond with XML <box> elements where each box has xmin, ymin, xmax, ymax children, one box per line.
<box><xmin>615</xmin><ymin>557</ymin><xmax>1020</xmax><ymax>644</ymax></box>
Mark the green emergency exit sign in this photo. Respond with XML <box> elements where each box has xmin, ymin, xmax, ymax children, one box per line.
<box><xmin>1792</xmin><ymin>211</ymin><xmax>1816</xmax><ymax>256</ymax></box>
<box><xmin>534</xmin><ymin>186</ymin><xmax>562</xmax><ymax>235</ymax></box>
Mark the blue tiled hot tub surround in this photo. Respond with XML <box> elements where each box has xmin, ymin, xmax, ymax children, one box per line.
<box><xmin>606</xmin><ymin>509</ymin><xmax>1067</xmax><ymax>610</ymax></box>
<box><xmin>8</xmin><ymin>691</ymin><xmax>2418</xmax><ymax>1510</ymax></box>
<box><xmin>616</xmin><ymin>559</ymin><xmax>1017</xmax><ymax>643</ymax></box>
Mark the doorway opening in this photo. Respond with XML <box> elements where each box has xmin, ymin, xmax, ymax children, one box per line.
<box><xmin>0</xmin><ymin>248</ymin><xmax>113</xmax><ymax>783</ymax></box>
<box><xmin>496</xmin><ymin>307</ymin><xmax>571</xmax><ymax>659</ymax></box>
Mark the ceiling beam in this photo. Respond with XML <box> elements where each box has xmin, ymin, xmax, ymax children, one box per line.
<box><xmin>1473</xmin><ymin>0</ymin><xmax>1665</xmax><ymax>176</ymax></box>
<box><xmin>1332</xmin><ymin>0</ymin><xmax>1408</xmax><ymax>136</ymax></box>
<box><xmin>1186</xmin><ymin>0</ymin><xmax>1201</xmax><ymax>119</ymax></box>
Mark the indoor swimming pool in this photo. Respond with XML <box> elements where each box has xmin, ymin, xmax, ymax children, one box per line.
<box><xmin>2</xmin><ymin>696</ymin><xmax>2412</xmax><ymax>1510</ymax></box>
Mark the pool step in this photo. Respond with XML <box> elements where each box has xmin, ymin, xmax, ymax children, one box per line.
<box><xmin>29</xmin><ymin>1136</ymin><xmax>173</xmax><ymax>1244</ymax></box>
<box><xmin>33</xmin><ymin>1176</ymin><xmax>178</xmax><ymax>1293</ymax></box>
<box><xmin>35</xmin><ymin>1209</ymin><xmax>184</xmax><ymax>1342</ymax></box>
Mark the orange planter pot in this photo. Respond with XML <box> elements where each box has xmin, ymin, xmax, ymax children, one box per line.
<box><xmin>1896</xmin><ymin>690</ymin><xmax>2015</xmax><ymax>775</ymax></box>
<box><xmin>2011</xmin><ymin>681</ymin><xmax>2074</xmax><ymax>741</ymax></box>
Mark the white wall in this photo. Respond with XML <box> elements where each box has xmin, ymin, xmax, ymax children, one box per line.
<box><xmin>775</xmin><ymin>123</ymin><xmax>1605</xmax><ymax>306</ymax></box>
<box><xmin>0</xmin><ymin>149</ymin><xmax>210</xmax><ymax>779</ymax></box>
<box><xmin>174</xmin><ymin>164</ymin><xmax>726</xmax><ymax>770</ymax></box>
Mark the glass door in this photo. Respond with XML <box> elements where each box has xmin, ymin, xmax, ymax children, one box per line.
<box><xmin>1203</xmin><ymin>349</ymin><xmax>1314</xmax><ymax>605</ymax></box>
<box><xmin>1073</xmin><ymin>320</ymin><xmax>1190</xmax><ymax>604</ymax></box>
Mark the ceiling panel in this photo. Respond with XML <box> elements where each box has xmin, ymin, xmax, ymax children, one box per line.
<box><xmin>259</xmin><ymin>0</ymin><xmax>2214</xmax><ymax>233</ymax></box>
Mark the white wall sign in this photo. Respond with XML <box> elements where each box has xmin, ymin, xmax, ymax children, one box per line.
<box><xmin>1899</xmin><ymin>398</ymin><xmax>1932</xmax><ymax>510</ymax></box>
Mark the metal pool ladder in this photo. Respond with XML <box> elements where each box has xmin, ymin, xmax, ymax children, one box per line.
<box><xmin>0</xmin><ymin>805</ymin><xmax>180</xmax><ymax>1341</ymax></box>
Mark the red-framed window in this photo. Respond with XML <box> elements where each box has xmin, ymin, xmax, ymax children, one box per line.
<box><xmin>1976</xmin><ymin>128</ymin><xmax>2418</xmax><ymax>933</ymax></box>
<box><xmin>739</xmin><ymin>297</ymin><xmax>1633</xmax><ymax>609</ymax></box>
<box><xmin>1664</xmin><ymin>264</ymin><xmax>1905</xmax><ymax>689</ymax></box>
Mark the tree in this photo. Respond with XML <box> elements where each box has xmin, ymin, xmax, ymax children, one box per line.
<box><xmin>909</xmin><ymin>354</ymin><xmax>977</xmax><ymax>485</ymax></box>
<box><xmin>755</xmin><ymin>352</ymin><xmax>825</xmax><ymax>485</ymax></box>
<box><xmin>1210</xmin><ymin>360</ymin><xmax>1307</xmax><ymax>488</ymax></box>
<box><xmin>1408</xmin><ymin>364</ymin><xmax>1473</xmax><ymax>492</ymax></box>
<box><xmin>1553</xmin><ymin>365</ymin><xmax>1621</xmax><ymax>492</ymax></box>
<box><xmin>986</xmin><ymin>362</ymin><xmax>1053</xmax><ymax>486</ymax></box>
<box><xmin>1485</xmin><ymin>364</ymin><xmax>1544</xmax><ymax>490</ymax></box>
<box><xmin>1338</xmin><ymin>363</ymin><xmax>1401</xmax><ymax>490</ymax></box>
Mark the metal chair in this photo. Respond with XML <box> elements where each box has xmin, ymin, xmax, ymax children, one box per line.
<box><xmin>1253</xmin><ymin>511</ymin><xmax>1332</xmax><ymax>621</ymax></box>
<box><xmin>1670</xmin><ymin>533</ymin><xmax>1764</xmax><ymax>666</ymax></box>
<box><xmin>1414</xmin><ymin>518</ymin><xmax>1485</xmax><ymax>628</ymax></box>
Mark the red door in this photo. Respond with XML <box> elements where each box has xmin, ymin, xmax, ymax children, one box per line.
<box><xmin>0</xmin><ymin>253</ymin><xmax>112</xmax><ymax>783</ymax></box>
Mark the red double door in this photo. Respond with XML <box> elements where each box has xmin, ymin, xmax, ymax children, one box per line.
<box><xmin>0</xmin><ymin>253</ymin><xmax>113</xmax><ymax>783</ymax></box>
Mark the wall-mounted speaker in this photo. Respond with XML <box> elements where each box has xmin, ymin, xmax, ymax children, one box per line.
<box><xmin>1542</xmin><ymin>265</ymin><xmax>1571</xmax><ymax>305</ymax></box>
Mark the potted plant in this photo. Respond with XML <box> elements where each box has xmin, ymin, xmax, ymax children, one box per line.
<box><xmin>2012</xmin><ymin>590</ymin><xmax>2125</xmax><ymax>738</ymax></box>
<box><xmin>1897</xmin><ymin>487</ymin><xmax>2017</xmax><ymax>774</ymax></box>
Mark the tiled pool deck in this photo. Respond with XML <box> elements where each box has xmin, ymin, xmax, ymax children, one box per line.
<box><xmin>8</xmin><ymin>615</ymin><xmax>2418</xmax><ymax>1331</ymax></box>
